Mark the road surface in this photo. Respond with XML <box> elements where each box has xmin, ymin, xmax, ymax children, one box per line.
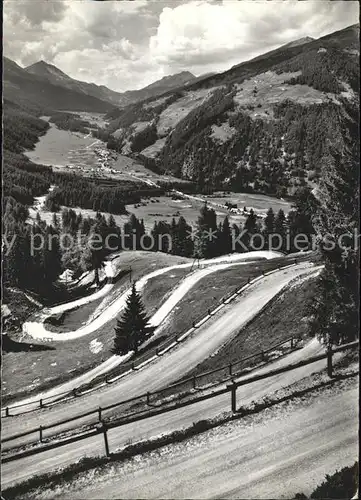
<box><xmin>55</xmin><ymin>385</ymin><xmax>358</xmax><ymax>499</ymax></box>
<box><xmin>23</xmin><ymin>251</ymin><xmax>282</xmax><ymax>342</ymax></box>
<box><xmin>2</xmin><ymin>264</ymin><xmax>335</xmax><ymax>488</ymax></box>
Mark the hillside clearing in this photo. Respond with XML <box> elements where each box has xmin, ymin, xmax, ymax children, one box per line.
<box><xmin>157</xmin><ymin>88</ymin><xmax>217</xmax><ymax>137</ymax></box>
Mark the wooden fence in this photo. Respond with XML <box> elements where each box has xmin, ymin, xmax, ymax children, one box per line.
<box><xmin>2</xmin><ymin>340</ymin><xmax>358</xmax><ymax>463</ymax></box>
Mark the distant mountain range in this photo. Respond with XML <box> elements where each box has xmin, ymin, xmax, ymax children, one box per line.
<box><xmin>121</xmin><ymin>71</ymin><xmax>196</xmax><ymax>104</ymax></box>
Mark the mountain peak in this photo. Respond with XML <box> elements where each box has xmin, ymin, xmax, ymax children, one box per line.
<box><xmin>281</xmin><ymin>36</ymin><xmax>315</xmax><ymax>49</ymax></box>
<box><xmin>142</xmin><ymin>71</ymin><xmax>196</xmax><ymax>91</ymax></box>
<box><xmin>26</xmin><ymin>60</ymin><xmax>71</xmax><ymax>81</ymax></box>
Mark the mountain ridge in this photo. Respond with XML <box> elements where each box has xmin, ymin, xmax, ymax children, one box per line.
<box><xmin>102</xmin><ymin>24</ymin><xmax>359</xmax><ymax>198</ymax></box>
<box><xmin>24</xmin><ymin>60</ymin><xmax>198</xmax><ymax>107</ymax></box>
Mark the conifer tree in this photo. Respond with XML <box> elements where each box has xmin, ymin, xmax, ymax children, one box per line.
<box><xmin>172</xmin><ymin>216</ymin><xmax>193</xmax><ymax>257</ymax></box>
<box><xmin>263</xmin><ymin>208</ymin><xmax>275</xmax><ymax>249</ymax></box>
<box><xmin>287</xmin><ymin>187</ymin><xmax>318</xmax><ymax>252</ymax></box>
<box><xmin>113</xmin><ymin>283</ymin><xmax>154</xmax><ymax>355</ymax></box>
<box><xmin>220</xmin><ymin>216</ymin><xmax>232</xmax><ymax>255</ymax></box>
<box><xmin>310</xmin><ymin>146</ymin><xmax>359</xmax><ymax>345</ymax></box>
<box><xmin>194</xmin><ymin>204</ymin><xmax>218</xmax><ymax>258</ymax></box>
<box><xmin>274</xmin><ymin>209</ymin><xmax>287</xmax><ymax>252</ymax></box>
<box><xmin>243</xmin><ymin>209</ymin><xmax>258</xmax><ymax>251</ymax></box>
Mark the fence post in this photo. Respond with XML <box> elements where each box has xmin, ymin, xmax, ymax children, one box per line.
<box><xmin>208</xmin><ymin>308</ymin><xmax>211</xmax><ymax>316</ymax></box>
<box><xmin>73</xmin><ymin>388</ymin><xmax>77</xmax><ymax>398</ymax></box>
<box><xmin>146</xmin><ymin>392</ymin><xmax>151</xmax><ymax>405</ymax></box>
<box><xmin>101</xmin><ymin>421</ymin><xmax>110</xmax><ymax>457</ymax></box>
<box><xmin>98</xmin><ymin>407</ymin><xmax>102</xmax><ymax>422</ymax></box>
<box><xmin>290</xmin><ymin>337</ymin><xmax>294</xmax><ymax>349</ymax></box>
<box><xmin>192</xmin><ymin>321</ymin><xmax>196</xmax><ymax>328</ymax></box>
<box><xmin>261</xmin><ymin>351</ymin><xmax>266</xmax><ymax>362</ymax></box>
<box><xmin>229</xmin><ymin>363</ymin><xmax>233</xmax><ymax>376</ymax></box>
<box><xmin>39</xmin><ymin>426</ymin><xmax>43</xmax><ymax>443</ymax></box>
<box><xmin>227</xmin><ymin>379</ymin><xmax>237</xmax><ymax>413</ymax></box>
<box><xmin>327</xmin><ymin>346</ymin><xmax>333</xmax><ymax>378</ymax></box>
<box><xmin>192</xmin><ymin>374</ymin><xmax>197</xmax><ymax>390</ymax></box>
<box><xmin>5</xmin><ymin>407</ymin><xmax>9</xmax><ymax>417</ymax></box>
<box><xmin>39</xmin><ymin>399</ymin><xmax>43</xmax><ymax>409</ymax></box>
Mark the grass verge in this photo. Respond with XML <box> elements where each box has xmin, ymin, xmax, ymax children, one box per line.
<box><xmin>185</xmin><ymin>272</ymin><xmax>319</xmax><ymax>382</ymax></box>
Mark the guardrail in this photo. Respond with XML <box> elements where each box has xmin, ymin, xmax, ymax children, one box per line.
<box><xmin>1</xmin><ymin>335</ymin><xmax>299</xmax><ymax>445</ymax></box>
<box><xmin>2</xmin><ymin>255</ymin><xmax>314</xmax><ymax>416</ymax></box>
<box><xmin>2</xmin><ymin>340</ymin><xmax>358</xmax><ymax>463</ymax></box>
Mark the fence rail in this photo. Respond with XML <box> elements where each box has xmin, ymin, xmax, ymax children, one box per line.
<box><xmin>3</xmin><ymin>255</ymin><xmax>312</xmax><ymax>416</ymax></box>
<box><xmin>2</xmin><ymin>340</ymin><xmax>358</xmax><ymax>463</ymax></box>
<box><xmin>1</xmin><ymin>335</ymin><xmax>298</xmax><ymax>444</ymax></box>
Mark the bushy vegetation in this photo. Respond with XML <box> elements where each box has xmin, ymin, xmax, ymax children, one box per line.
<box><xmin>3</xmin><ymin>101</ymin><xmax>50</xmax><ymax>153</ymax></box>
<box><xmin>49</xmin><ymin>112</ymin><xmax>92</xmax><ymax>134</ymax></box>
<box><xmin>98</xmin><ymin>25</ymin><xmax>358</xmax><ymax>200</ymax></box>
<box><xmin>107</xmin><ymin>92</ymin><xmax>183</xmax><ymax>132</ymax></box>
<box><xmin>311</xmin><ymin>462</ymin><xmax>358</xmax><ymax>499</ymax></box>
<box><xmin>130</xmin><ymin>123</ymin><xmax>158</xmax><ymax>153</ymax></box>
<box><xmin>3</xmin><ymin>151</ymin><xmax>51</xmax><ymax>205</ymax></box>
<box><xmin>276</xmin><ymin>47</ymin><xmax>359</xmax><ymax>93</ymax></box>
<box><xmin>294</xmin><ymin>462</ymin><xmax>359</xmax><ymax>499</ymax></box>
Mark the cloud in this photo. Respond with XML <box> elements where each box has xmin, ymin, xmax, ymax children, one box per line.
<box><xmin>4</xmin><ymin>0</ymin><xmax>67</xmax><ymax>26</ymax></box>
<box><xmin>149</xmin><ymin>0</ymin><xmax>359</xmax><ymax>74</ymax></box>
<box><xmin>3</xmin><ymin>0</ymin><xmax>359</xmax><ymax>92</ymax></box>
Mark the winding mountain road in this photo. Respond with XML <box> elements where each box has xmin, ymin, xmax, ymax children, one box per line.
<box><xmin>1</xmin><ymin>262</ymin><xmax>333</xmax><ymax>490</ymax></box>
<box><xmin>10</xmin><ymin>252</ymin><xmax>286</xmax><ymax>412</ymax></box>
<box><xmin>23</xmin><ymin>251</ymin><xmax>283</xmax><ymax>342</ymax></box>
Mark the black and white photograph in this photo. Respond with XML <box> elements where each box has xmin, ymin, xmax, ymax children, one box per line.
<box><xmin>1</xmin><ymin>0</ymin><xmax>359</xmax><ymax>498</ymax></box>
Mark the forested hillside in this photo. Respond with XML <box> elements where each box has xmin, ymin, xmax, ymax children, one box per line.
<box><xmin>103</xmin><ymin>24</ymin><xmax>359</xmax><ymax>197</ymax></box>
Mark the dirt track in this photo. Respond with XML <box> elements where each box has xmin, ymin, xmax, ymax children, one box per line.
<box><xmin>57</xmin><ymin>384</ymin><xmax>358</xmax><ymax>499</ymax></box>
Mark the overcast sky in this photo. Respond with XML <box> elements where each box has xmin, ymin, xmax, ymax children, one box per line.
<box><xmin>4</xmin><ymin>0</ymin><xmax>359</xmax><ymax>92</ymax></box>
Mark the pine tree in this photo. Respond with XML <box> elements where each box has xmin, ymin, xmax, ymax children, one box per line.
<box><xmin>288</xmin><ymin>187</ymin><xmax>318</xmax><ymax>252</ymax></box>
<box><xmin>172</xmin><ymin>216</ymin><xmax>193</xmax><ymax>257</ymax></box>
<box><xmin>263</xmin><ymin>208</ymin><xmax>275</xmax><ymax>250</ymax></box>
<box><xmin>52</xmin><ymin>212</ymin><xmax>60</xmax><ymax>229</ymax></box>
<box><xmin>243</xmin><ymin>209</ymin><xmax>258</xmax><ymax>251</ymax></box>
<box><xmin>113</xmin><ymin>283</ymin><xmax>154</xmax><ymax>355</ymax></box>
<box><xmin>220</xmin><ymin>216</ymin><xmax>232</xmax><ymax>255</ymax></box>
<box><xmin>124</xmin><ymin>214</ymin><xmax>145</xmax><ymax>250</ymax></box>
<box><xmin>85</xmin><ymin>223</ymin><xmax>106</xmax><ymax>287</ymax></box>
<box><xmin>274</xmin><ymin>209</ymin><xmax>287</xmax><ymax>252</ymax></box>
<box><xmin>194</xmin><ymin>204</ymin><xmax>218</xmax><ymax>258</ymax></box>
<box><xmin>310</xmin><ymin>146</ymin><xmax>359</xmax><ymax>345</ymax></box>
